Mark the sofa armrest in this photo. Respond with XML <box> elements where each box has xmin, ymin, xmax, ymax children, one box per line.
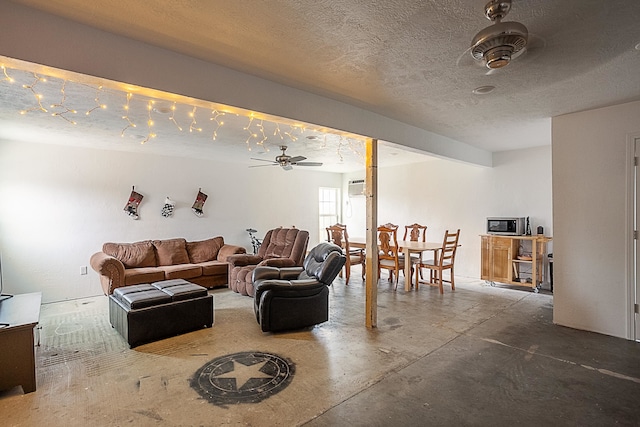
<box><xmin>89</xmin><ymin>252</ymin><xmax>125</xmax><ymax>295</ymax></box>
<box><xmin>217</xmin><ymin>244</ymin><xmax>247</xmax><ymax>262</ymax></box>
<box><xmin>226</xmin><ymin>253</ymin><xmax>263</xmax><ymax>267</ymax></box>
<box><xmin>260</xmin><ymin>258</ymin><xmax>296</xmax><ymax>268</ymax></box>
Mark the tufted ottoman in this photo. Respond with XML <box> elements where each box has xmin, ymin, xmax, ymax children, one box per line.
<box><xmin>109</xmin><ymin>279</ymin><xmax>213</xmax><ymax>347</ymax></box>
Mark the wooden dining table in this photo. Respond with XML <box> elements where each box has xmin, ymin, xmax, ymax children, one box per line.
<box><xmin>350</xmin><ymin>238</ymin><xmax>445</xmax><ymax>291</ymax></box>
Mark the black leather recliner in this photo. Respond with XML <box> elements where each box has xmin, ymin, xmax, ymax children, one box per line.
<box><xmin>252</xmin><ymin>242</ymin><xmax>346</xmax><ymax>332</ymax></box>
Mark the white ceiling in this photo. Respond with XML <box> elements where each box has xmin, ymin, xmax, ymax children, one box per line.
<box><xmin>2</xmin><ymin>0</ymin><xmax>640</xmax><ymax>172</ymax></box>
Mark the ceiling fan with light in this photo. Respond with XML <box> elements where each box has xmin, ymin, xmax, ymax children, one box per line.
<box><xmin>250</xmin><ymin>145</ymin><xmax>323</xmax><ymax>171</ymax></box>
<box><xmin>456</xmin><ymin>0</ymin><xmax>545</xmax><ymax>75</ymax></box>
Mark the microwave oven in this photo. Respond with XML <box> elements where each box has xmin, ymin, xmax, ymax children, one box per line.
<box><xmin>486</xmin><ymin>217</ymin><xmax>525</xmax><ymax>235</ymax></box>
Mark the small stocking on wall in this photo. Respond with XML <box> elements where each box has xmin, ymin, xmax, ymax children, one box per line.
<box><xmin>161</xmin><ymin>196</ymin><xmax>176</xmax><ymax>218</ymax></box>
<box><xmin>192</xmin><ymin>190</ymin><xmax>208</xmax><ymax>217</ymax></box>
<box><xmin>124</xmin><ymin>189</ymin><xmax>143</xmax><ymax>220</ymax></box>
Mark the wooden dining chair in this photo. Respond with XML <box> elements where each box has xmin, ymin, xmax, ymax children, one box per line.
<box><xmin>403</xmin><ymin>223</ymin><xmax>427</xmax><ymax>242</ymax></box>
<box><xmin>326</xmin><ymin>223</ymin><xmax>364</xmax><ymax>285</ymax></box>
<box><xmin>377</xmin><ymin>223</ymin><xmax>418</xmax><ymax>290</ymax></box>
<box><xmin>377</xmin><ymin>224</ymin><xmax>401</xmax><ymax>288</ymax></box>
<box><xmin>415</xmin><ymin>229</ymin><xmax>460</xmax><ymax>294</ymax></box>
<box><xmin>404</xmin><ymin>223</ymin><xmax>428</xmax><ymax>279</ymax></box>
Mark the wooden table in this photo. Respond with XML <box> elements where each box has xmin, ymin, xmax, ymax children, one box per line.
<box><xmin>351</xmin><ymin>238</ymin><xmax>445</xmax><ymax>291</ymax></box>
<box><xmin>0</xmin><ymin>292</ymin><xmax>42</xmax><ymax>393</ymax></box>
<box><xmin>398</xmin><ymin>241</ymin><xmax>445</xmax><ymax>291</ymax></box>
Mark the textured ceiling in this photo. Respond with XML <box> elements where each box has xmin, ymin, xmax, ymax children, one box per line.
<box><xmin>2</xmin><ymin>0</ymin><xmax>640</xmax><ymax>170</ymax></box>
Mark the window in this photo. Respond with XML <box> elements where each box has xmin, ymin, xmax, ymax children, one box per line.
<box><xmin>319</xmin><ymin>187</ymin><xmax>340</xmax><ymax>242</ymax></box>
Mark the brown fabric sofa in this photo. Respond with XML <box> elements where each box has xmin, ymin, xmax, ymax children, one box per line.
<box><xmin>227</xmin><ymin>228</ymin><xmax>309</xmax><ymax>297</ymax></box>
<box><xmin>90</xmin><ymin>236</ymin><xmax>246</xmax><ymax>295</ymax></box>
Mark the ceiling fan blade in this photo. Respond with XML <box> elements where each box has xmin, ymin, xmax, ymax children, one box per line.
<box><xmin>248</xmin><ymin>163</ymin><xmax>278</xmax><ymax>168</ymax></box>
<box><xmin>294</xmin><ymin>162</ymin><xmax>323</xmax><ymax>167</ymax></box>
<box><xmin>250</xmin><ymin>157</ymin><xmax>277</xmax><ymax>164</ymax></box>
<box><xmin>288</xmin><ymin>155</ymin><xmax>307</xmax><ymax>163</ymax></box>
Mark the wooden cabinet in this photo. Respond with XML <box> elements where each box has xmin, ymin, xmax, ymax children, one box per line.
<box><xmin>0</xmin><ymin>292</ymin><xmax>41</xmax><ymax>393</ymax></box>
<box><xmin>480</xmin><ymin>235</ymin><xmax>551</xmax><ymax>292</ymax></box>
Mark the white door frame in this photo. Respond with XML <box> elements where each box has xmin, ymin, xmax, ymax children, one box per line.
<box><xmin>627</xmin><ymin>133</ymin><xmax>640</xmax><ymax>341</ymax></box>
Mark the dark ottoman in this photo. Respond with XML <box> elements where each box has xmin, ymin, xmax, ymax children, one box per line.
<box><xmin>109</xmin><ymin>279</ymin><xmax>214</xmax><ymax>347</ymax></box>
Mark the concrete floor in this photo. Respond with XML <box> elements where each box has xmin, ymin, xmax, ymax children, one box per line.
<box><xmin>1</xmin><ymin>274</ymin><xmax>639</xmax><ymax>426</ymax></box>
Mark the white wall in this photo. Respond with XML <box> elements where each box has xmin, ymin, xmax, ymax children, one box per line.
<box><xmin>0</xmin><ymin>139</ymin><xmax>341</xmax><ymax>303</ymax></box>
<box><xmin>552</xmin><ymin>99</ymin><xmax>640</xmax><ymax>339</ymax></box>
<box><xmin>342</xmin><ymin>146</ymin><xmax>553</xmax><ymax>280</ymax></box>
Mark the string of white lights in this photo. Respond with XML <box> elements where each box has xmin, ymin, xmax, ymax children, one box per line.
<box><xmin>85</xmin><ymin>85</ymin><xmax>107</xmax><ymax>115</ymax></box>
<box><xmin>188</xmin><ymin>106</ymin><xmax>202</xmax><ymax>133</ymax></box>
<box><xmin>20</xmin><ymin>73</ymin><xmax>48</xmax><ymax>114</ymax></box>
<box><xmin>50</xmin><ymin>80</ymin><xmax>78</xmax><ymax>125</ymax></box>
<box><xmin>141</xmin><ymin>100</ymin><xmax>156</xmax><ymax>144</ymax></box>
<box><xmin>168</xmin><ymin>102</ymin><xmax>183</xmax><ymax>131</ymax></box>
<box><xmin>244</xmin><ymin>115</ymin><xmax>257</xmax><ymax>148</ymax></box>
<box><xmin>1</xmin><ymin>65</ymin><xmax>14</xmax><ymax>83</ymax></box>
<box><xmin>0</xmin><ymin>64</ymin><xmax>366</xmax><ymax>160</ymax></box>
<box><xmin>121</xmin><ymin>92</ymin><xmax>136</xmax><ymax>136</ymax></box>
<box><xmin>210</xmin><ymin>109</ymin><xmax>225</xmax><ymax>140</ymax></box>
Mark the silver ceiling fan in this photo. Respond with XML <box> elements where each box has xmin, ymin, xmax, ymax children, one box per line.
<box><xmin>456</xmin><ymin>0</ymin><xmax>545</xmax><ymax>75</ymax></box>
<box><xmin>250</xmin><ymin>145</ymin><xmax>323</xmax><ymax>171</ymax></box>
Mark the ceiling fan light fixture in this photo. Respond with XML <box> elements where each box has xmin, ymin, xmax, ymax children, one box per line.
<box><xmin>471</xmin><ymin>21</ymin><xmax>528</xmax><ymax>67</ymax></box>
<box><xmin>484</xmin><ymin>46</ymin><xmax>513</xmax><ymax>69</ymax></box>
<box><xmin>470</xmin><ymin>0</ymin><xmax>528</xmax><ymax>70</ymax></box>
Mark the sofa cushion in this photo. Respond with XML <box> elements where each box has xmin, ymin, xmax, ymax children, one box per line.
<box><xmin>153</xmin><ymin>238</ymin><xmax>190</xmax><ymax>266</ymax></box>
<box><xmin>120</xmin><ymin>289</ymin><xmax>172</xmax><ymax>310</ymax></box>
<box><xmin>186</xmin><ymin>237</ymin><xmax>224</xmax><ymax>263</ymax></box>
<box><xmin>103</xmin><ymin>240</ymin><xmax>157</xmax><ymax>268</ymax></box>
<box><xmin>152</xmin><ymin>279</ymin><xmax>208</xmax><ymax>301</ymax></box>
<box><xmin>199</xmin><ymin>260</ymin><xmax>228</xmax><ymax>276</ymax></box>
<box><xmin>159</xmin><ymin>264</ymin><xmax>202</xmax><ymax>280</ymax></box>
<box><xmin>113</xmin><ymin>284</ymin><xmax>156</xmax><ymax>297</ymax></box>
<box><xmin>124</xmin><ymin>267</ymin><xmax>166</xmax><ymax>286</ymax></box>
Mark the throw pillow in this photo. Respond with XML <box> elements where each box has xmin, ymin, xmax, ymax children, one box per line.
<box><xmin>186</xmin><ymin>236</ymin><xmax>224</xmax><ymax>263</ymax></box>
<box><xmin>153</xmin><ymin>238</ymin><xmax>190</xmax><ymax>266</ymax></box>
<box><xmin>103</xmin><ymin>240</ymin><xmax>157</xmax><ymax>268</ymax></box>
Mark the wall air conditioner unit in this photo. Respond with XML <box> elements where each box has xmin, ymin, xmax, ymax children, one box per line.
<box><xmin>348</xmin><ymin>179</ymin><xmax>365</xmax><ymax>197</ymax></box>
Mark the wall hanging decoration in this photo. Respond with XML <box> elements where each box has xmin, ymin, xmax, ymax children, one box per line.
<box><xmin>161</xmin><ymin>196</ymin><xmax>176</xmax><ymax>218</ymax></box>
<box><xmin>192</xmin><ymin>189</ymin><xmax>208</xmax><ymax>217</ymax></box>
<box><xmin>124</xmin><ymin>186</ymin><xmax>143</xmax><ymax>220</ymax></box>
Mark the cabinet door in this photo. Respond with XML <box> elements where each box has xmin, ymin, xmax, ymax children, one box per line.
<box><xmin>491</xmin><ymin>237</ymin><xmax>512</xmax><ymax>283</ymax></box>
<box><xmin>481</xmin><ymin>236</ymin><xmax>491</xmax><ymax>280</ymax></box>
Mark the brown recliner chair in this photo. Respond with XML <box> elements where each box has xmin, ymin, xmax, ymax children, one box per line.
<box><xmin>227</xmin><ymin>227</ymin><xmax>309</xmax><ymax>296</ymax></box>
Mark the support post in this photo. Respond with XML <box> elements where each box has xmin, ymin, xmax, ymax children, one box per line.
<box><xmin>365</xmin><ymin>138</ymin><xmax>378</xmax><ymax>328</ymax></box>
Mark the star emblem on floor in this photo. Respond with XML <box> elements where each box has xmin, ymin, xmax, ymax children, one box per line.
<box><xmin>191</xmin><ymin>351</ymin><xmax>295</xmax><ymax>405</ymax></box>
